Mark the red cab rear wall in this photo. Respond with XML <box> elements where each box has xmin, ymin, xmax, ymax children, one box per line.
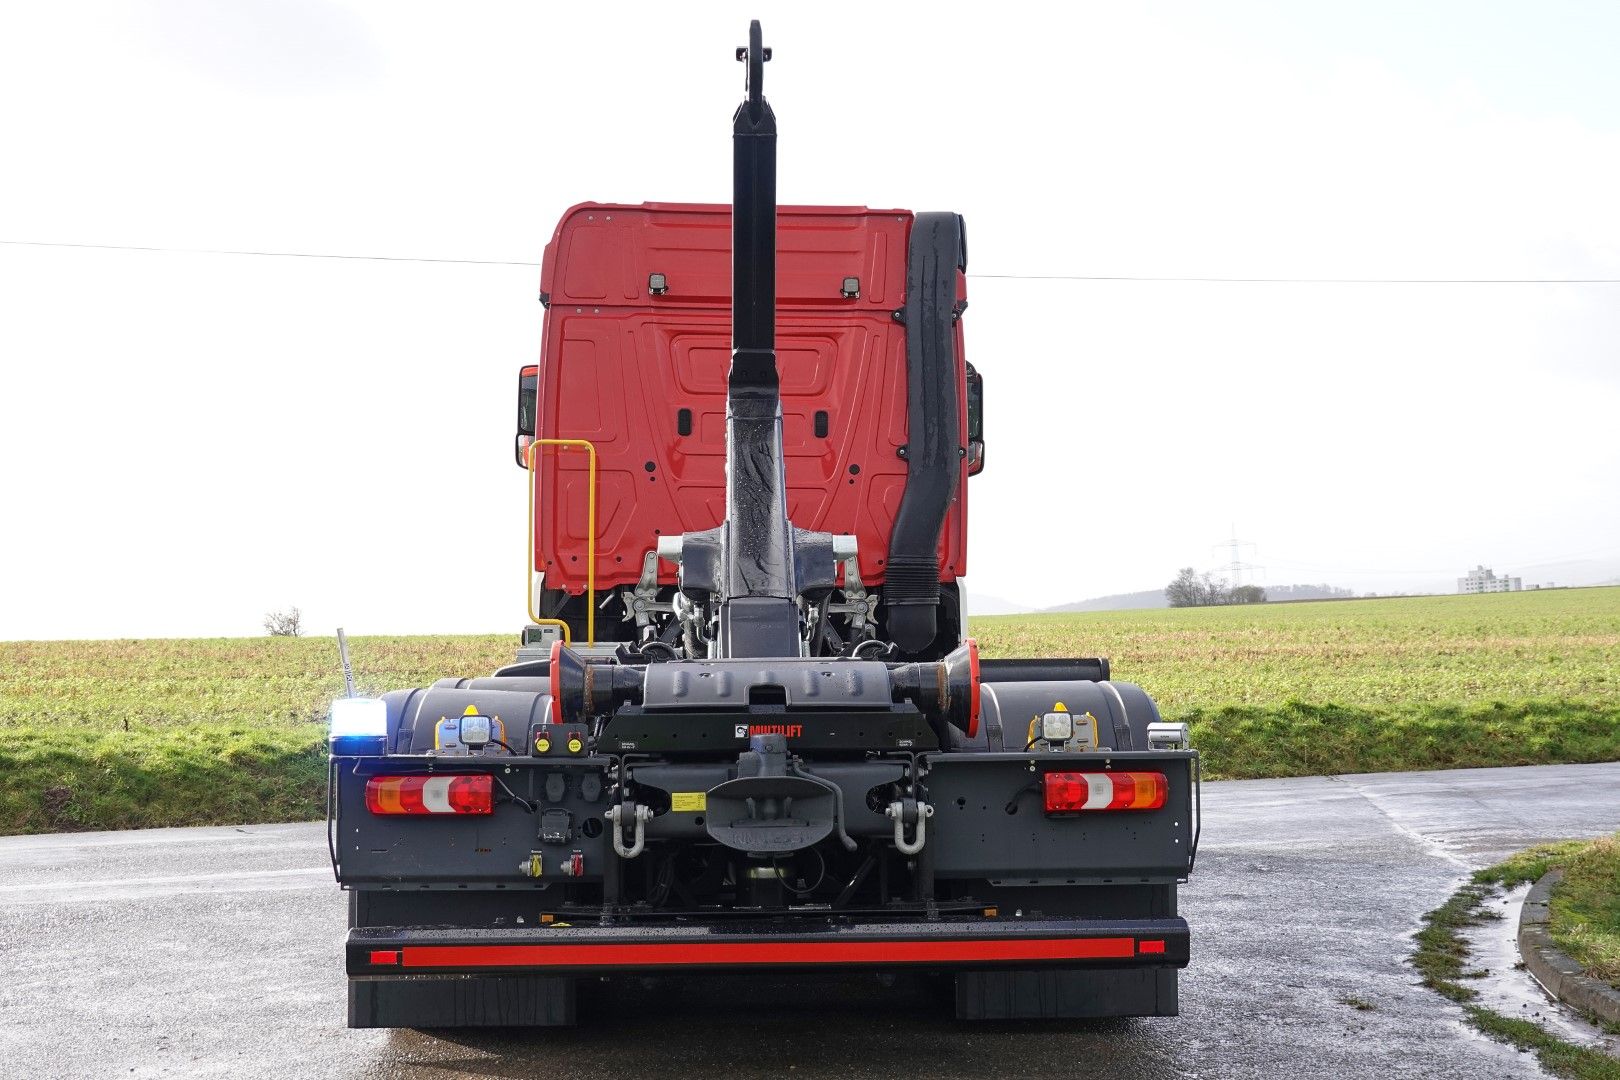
<box><xmin>532</xmin><ymin>203</ymin><xmax>969</xmax><ymax>594</ymax></box>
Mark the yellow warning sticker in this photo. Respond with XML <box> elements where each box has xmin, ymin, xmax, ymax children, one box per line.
<box><xmin>671</xmin><ymin>792</ymin><xmax>707</xmax><ymax>812</ymax></box>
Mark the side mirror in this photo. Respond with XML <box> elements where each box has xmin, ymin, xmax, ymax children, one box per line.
<box><xmin>515</xmin><ymin>364</ymin><xmax>538</xmax><ymax>468</ymax></box>
<box><xmin>965</xmin><ymin>363</ymin><xmax>984</xmax><ymax>475</ymax></box>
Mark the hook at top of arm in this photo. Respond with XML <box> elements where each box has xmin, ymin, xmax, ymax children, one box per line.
<box><xmin>735</xmin><ymin>19</ymin><xmax>771</xmax><ymax>121</ymax></box>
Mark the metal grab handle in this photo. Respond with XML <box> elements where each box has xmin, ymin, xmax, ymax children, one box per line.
<box><xmin>526</xmin><ymin>438</ymin><xmax>598</xmax><ymax>645</ymax></box>
<box><xmin>1189</xmin><ymin>754</ymin><xmax>1203</xmax><ymax>872</ymax></box>
<box><xmin>886</xmin><ymin>801</ymin><xmax>934</xmax><ymax>856</ymax></box>
<box><xmin>606</xmin><ymin>803</ymin><xmax>652</xmax><ymax>859</ymax></box>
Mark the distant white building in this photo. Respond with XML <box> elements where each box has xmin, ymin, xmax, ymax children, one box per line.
<box><xmin>1458</xmin><ymin>566</ymin><xmax>1522</xmax><ymax>594</ymax></box>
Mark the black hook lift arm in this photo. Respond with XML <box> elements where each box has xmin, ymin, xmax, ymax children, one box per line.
<box><xmin>715</xmin><ymin>20</ymin><xmax>803</xmax><ymax>657</ymax></box>
<box><xmin>670</xmin><ymin>22</ymin><xmax>843</xmax><ymax>658</ymax></box>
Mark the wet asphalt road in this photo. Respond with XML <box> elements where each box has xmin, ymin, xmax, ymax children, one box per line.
<box><xmin>5</xmin><ymin>762</ymin><xmax>1619</xmax><ymax>1079</ymax></box>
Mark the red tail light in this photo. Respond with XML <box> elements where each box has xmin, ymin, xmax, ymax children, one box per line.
<box><xmin>1043</xmin><ymin>771</ymin><xmax>1167</xmax><ymax>813</ymax></box>
<box><xmin>365</xmin><ymin>775</ymin><xmax>494</xmax><ymax>815</ymax></box>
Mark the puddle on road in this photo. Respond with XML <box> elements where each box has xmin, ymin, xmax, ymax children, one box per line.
<box><xmin>1462</xmin><ymin>881</ymin><xmax>1620</xmax><ymax>1057</ymax></box>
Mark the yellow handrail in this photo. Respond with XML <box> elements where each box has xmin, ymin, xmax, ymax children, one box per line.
<box><xmin>526</xmin><ymin>438</ymin><xmax>598</xmax><ymax>646</ymax></box>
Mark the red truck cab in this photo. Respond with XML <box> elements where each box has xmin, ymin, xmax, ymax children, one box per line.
<box><xmin>519</xmin><ymin>203</ymin><xmax>982</xmax><ymax>652</ymax></box>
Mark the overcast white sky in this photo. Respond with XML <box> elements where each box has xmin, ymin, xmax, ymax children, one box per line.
<box><xmin>2</xmin><ymin>1</ymin><xmax>1618</xmax><ymax>639</ymax></box>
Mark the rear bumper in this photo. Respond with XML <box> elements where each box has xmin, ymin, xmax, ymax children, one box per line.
<box><xmin>348</xmin><ymin>916</ymin><xmax>1189</xmax><ymax>977</ymax></box>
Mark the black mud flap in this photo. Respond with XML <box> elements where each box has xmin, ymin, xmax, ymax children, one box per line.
<box><xmin>348</xmin><ymin>975</ymin><xmax>577</xmax><ymax>1029</ymax></box>
<box><xmin>955</xmin><ymin>966</ymin><xmax>1178</xmax><ymax>1020</ymax></box>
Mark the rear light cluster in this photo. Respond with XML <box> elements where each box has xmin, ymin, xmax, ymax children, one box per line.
<box><xmin>365</xmin><ymin>775</ymin><xmax>494</xmax><ymax>816</ymax></box>
<box><xmin>1043</xmin><ymin>771</ymin><xmax>1167</xmax><ymax>813</ymax></box>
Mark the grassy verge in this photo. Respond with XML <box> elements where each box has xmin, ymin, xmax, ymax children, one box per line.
<box><xmin>1464</xmin><ymin>1010</ymin><xmax>1620</xmax><ymax>1079</ymax></box>
<box><xmin>1546</xmin><ymin>838</ymin><xmax>1620</xmax><ymax>988</ymax></box>
<box><xmin>1186</xmin><ymin>699</ymin><xmax>1620</xmax><ymax>781</ymax></box>
<box><xmin>1412</xmin><ymin>880</ymin><xmax>1499</xmax><ymax>1002</ymax></box>
<box><xmin>0</xmin><ymin>727</ymin><xmax>329</xmax><ymax>834</ymax></box>
<box><xmin>1411</xmin><ymin>838</ymin><xmax>1620</xmax><ymax>1078</ymax></box>
<box><xmin>0</xmin><ymin>635</ymin><xmax>512</xmax><ymax>834</ymax></box>
<box><xmin>1</xmin><ymin>588</ymin><xmax>1616</xmax><ymax>833</ymax></box>
<box><xmin>1481</xmin><ymin>837</ymin><xmax>1620</xmax><ymax>990</ymax></box>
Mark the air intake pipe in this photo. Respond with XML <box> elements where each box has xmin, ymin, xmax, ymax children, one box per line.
<box><xmin>884</xmin><ymin>212</ymin><xmax>966</xmax><ymax>653</ymax></box>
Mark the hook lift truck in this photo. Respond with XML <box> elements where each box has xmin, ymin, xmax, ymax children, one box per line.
<box><xmin>327</xmin><ymin>21</ymin><xmax>1199</xmax><ymax>1028</ymax></box>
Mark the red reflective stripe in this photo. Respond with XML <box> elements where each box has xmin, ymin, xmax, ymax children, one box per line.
<box><xmin>1138</xmin><ymin>939</ymin><xmax>1166</xmax><ymax>955</ymax></box>
<box><xmin>400</xmin><ymin>937</ymin><xmax>1136</xmax><ymax>969</ymax></box>
<box><xmin>369</xmin><ymin>950</ymin><xmax>401</xmax><ymax>965</ymax></box>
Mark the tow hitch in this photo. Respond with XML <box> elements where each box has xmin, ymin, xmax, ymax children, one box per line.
<box><xmin>605</xmin><ymin>801</ymin><xmax>652</xmax><ymax>859</ymax></box>
<box><xmin>885</xmin><ymin>797</ymin><xmax>934</xmax><ymax>855</ymax></box>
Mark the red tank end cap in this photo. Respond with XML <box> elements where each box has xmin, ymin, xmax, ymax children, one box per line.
<box><xmin>966</xmin><ymin>638</ymin><xmax>981</xmax><ymax>739</ymax></box>
<box><xmin>548</xmin><ymin>640</ymin><xmax>563</xmax><ymax>725</ymax></box>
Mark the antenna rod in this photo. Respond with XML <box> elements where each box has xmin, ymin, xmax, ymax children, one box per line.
<box><xmin>336</xmin><ymin>628</ymin><xmax>356</xmax><ymax>698</ymax></box>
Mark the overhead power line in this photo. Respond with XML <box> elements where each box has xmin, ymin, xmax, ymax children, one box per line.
<box><xmin>1258</xmin><ymin>544</ymin><xmax>1620</xmax><ymax>578</ymax></box>
<box><xmin>0</xmin><ymin>239</ymin><xmax>539</xmax><ymax>267</ymax></box>
<box><xmin>970</xmin><ymin>272</ymin><xmax>1620</xmax><ymax>284</ymax></box>
<box><xmin>4</xmin><ymin>239</ymin><xmax>1620</xmax><ymax>283</ymax></box>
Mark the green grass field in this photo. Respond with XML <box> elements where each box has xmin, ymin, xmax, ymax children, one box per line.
<box><xmin>1</xmin><ymin>587</ymin><xmax>1616</xmax><ymax>834</ymax></box>
<box><xmin>974</xmin><ymin>588</ymin><xmax>1620</xmax><ymax>782</ymax></box>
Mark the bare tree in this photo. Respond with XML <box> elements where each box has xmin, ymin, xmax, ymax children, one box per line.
<box><xmin>1228</xmin><ymin>584</ymin><xmax>1267</xmax><ymax>605</ymax></box>
<box><xmin>264</xmin><ymin>606</ymin><xmax>303</xmax><ymax>637</ymax></box>
<box><xmin>1166</xmin><ymin>568</ymin><xmax>1202</xmax><ymax>607</ymax></box>
<box><xmin>1167</xmin><ymin>569</ymin><xmax>1240</xmax><ymax>607</ymax></box>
